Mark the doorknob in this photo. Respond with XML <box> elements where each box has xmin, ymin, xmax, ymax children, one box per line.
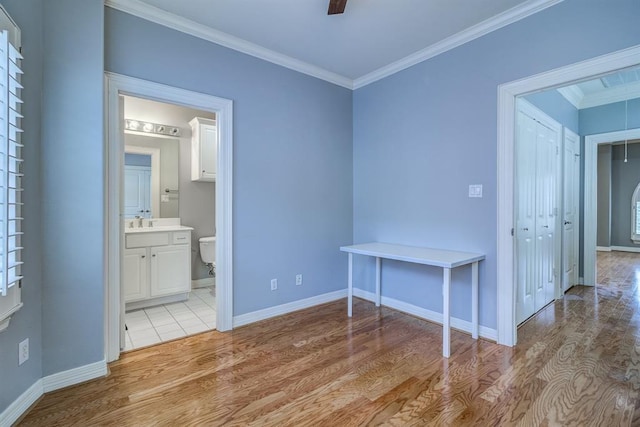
<box><xmin>543</xmin><ymin>225</ymin><xmax>549</xmax><ymax>228</ymax></box>
<box><xmin>564</xmin><ymin>221</ymin><xmax>572</xmax><ymax>225</ymax></box>
<box><xmin>522</xmin><ymin>227</ymin><xmax>529</xmax><ymax>231</ymax></box>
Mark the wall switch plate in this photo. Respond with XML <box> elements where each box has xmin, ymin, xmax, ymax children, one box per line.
<box><xmin>271</xmin><ymin>279</ymin><xmax>277</xmax><ymax>291</ymax></box>
<box><xmin>18</xmin><ymin>338</ymin><xmax>29</xmax><ymax>366</ymax></box>
<box><xmin>469</xmin><ymin>184</ymin><xmax>483</xmax><ymax>198</ymax></box>
<box><xmin>296</xmin><ymin>274</ymin><xmax>303</xmax><ymax>286</ymax></box>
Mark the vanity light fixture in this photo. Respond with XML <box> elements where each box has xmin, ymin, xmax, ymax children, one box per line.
<box><xmin>124</xmin><ymin>119</ymin><xmax>181</xmax><ymax>137</ymax></box>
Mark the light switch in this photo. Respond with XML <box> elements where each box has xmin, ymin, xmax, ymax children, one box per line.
<box><xmin>469</xmin><ymin>184</ymin><xmax>483</xmax><ymax>198</ymax></box>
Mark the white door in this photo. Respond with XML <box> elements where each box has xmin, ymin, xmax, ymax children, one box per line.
<box><xmin>535</xmin><ymin>120</ymin><xmax>559</xmax><ymax>311</ymax></box>
<box><xmin>123</xmin><ymin>248</ymin><xmax>148</xmax><ymax>302</ymax></box>
<box><xmin>124</xmin><ymin>165</ymin><xmax>151</xmax><ymax>218</ymax></box>
<box><xmin>201</xmin><ymin>124</ymin><xmax>217</xmax><ymax>180</ymax></box>
<box><xmin>516</xmin><ymin>110</ymin><xmax>537</xmax><ymax>324</ymax></box>
<box><xmin>562</xmin><ymin>129</ymin><xmax>580</xmax><ymax>292</ymax></box>
<box><xmin>515</xmin><ymin>100</ymin><xmax>561</xmax><ymax>324</ymax></box>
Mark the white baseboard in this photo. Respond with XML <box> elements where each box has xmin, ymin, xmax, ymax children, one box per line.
<box><xmin>611</xmin><ymin>245</ymin><xmax>640</xmax><ymax>253</ymax></box>
<box><xmin>596</xmin><ymin>246</ymin><xmax>612</xmax><ymax>252</ymax></box>
<box><xmin>0</xmin><ymin>359</ymin><xmax>107</xmax><ymax>426</ymax></box>
<box><xmin>192</xmin><ymin>278</ymin><xmax>215</xmax><ymax>289</ymax></box>
<box><xmin>233</xmin><ymin>289</ymin><xmax>347</xmax><ymax>328</ymax></box>
<box><xmin>42</xmin><ymin>359</ymin><xmax>108</xmax><ymax>393</ymax></box>
<box><xmin>0</xmin><ymin>378</ymin><xmax>43</xmax><ymax>427</ymax></box>
<box><xmin>353</xmin><ymin>288</ymin><xmax>497</xmax><ymax>341</ymax></box>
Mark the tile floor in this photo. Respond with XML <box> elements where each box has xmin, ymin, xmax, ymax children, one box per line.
<box><xmin>124</xmin><ymin>287</ymin><xmax>216</xmax><ymax>351</ymax></box>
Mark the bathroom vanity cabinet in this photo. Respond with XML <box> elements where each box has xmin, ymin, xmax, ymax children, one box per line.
<box><xmin>189</xmin><ymin>117</ymin><xmax>217</xmax><ymax>182</ymax></box>
<box><xmin>123</xmin><ymin>229</ymin><xmax>192</xmax><ymax>309</ymax></box>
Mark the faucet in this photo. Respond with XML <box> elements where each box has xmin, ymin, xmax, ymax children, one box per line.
<box><xmin>135</xmin><ymin>216</ymin><xmax>144</xmax><ymax>228</ymax></box>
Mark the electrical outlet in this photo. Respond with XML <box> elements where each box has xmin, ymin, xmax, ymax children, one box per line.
<box><xmin>296</xmin><ymin>274</ymin><xmax>303</xmax><ymax>286</ymax></box>
<box><xmin>271</xmin><ymin>278</ymin><xmax>277</xmax><ymax>291</ymax></box>
<box><xmin>18</xmin><ymin>338</ymin><xmax>29</xmax><ymax>366</ymax></box>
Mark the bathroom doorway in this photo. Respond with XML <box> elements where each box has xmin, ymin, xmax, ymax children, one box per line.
<box><xmin>105</xmin><ymin>73</ymin><xmax>234</xmax><ymax>361</ymax></box>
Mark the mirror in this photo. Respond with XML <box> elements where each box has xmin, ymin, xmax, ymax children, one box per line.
<box><xmin>124</xmin><ymin>133</ymin><xmax>179</xmax><ymax>218</ymax></box>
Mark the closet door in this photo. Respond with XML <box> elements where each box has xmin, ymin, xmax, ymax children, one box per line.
<box><xmin>562</xmin><ymin>129</ymin><xmax>580</xmax><ymax>291</ymax></box>
<box><xmin>515</xmin><ymin>100</ymin><xmax>561</xmax><ymax>324</ymax></box>
<box><xmin>516</xmin><ymin>111</ymin><xmax>537</xmax><ymax>324</ymax></box>
<box><xmin>534</xmin><ymin>120</ymin><xmax>559</xmax><ymax>312</ymax></box>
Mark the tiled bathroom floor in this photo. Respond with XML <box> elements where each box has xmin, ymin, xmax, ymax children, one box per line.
<box><xmin>124</xmin><ymin>287</ymin><xmax>216</xmax><ymax>351</ymax></box>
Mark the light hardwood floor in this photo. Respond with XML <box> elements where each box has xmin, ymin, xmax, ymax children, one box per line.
<box><xmin>19</xmin><ymin>252</ymin><xmax>640</xmax><ymax>426</ymax></box>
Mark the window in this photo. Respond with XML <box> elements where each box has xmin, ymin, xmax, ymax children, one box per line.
<box><xmin>632</xmin><ymin>182</ymin><xmax>640</xmax><ymax>244</ymax></box>
<box><xmin>0</xmin><ymin>7</ymin><xmax>22</xmax><ymax>333</ymax></box>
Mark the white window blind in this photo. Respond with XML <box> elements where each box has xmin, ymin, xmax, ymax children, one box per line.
<box><xmin>0</xmin><ymin>29</ymin><xmax>23</xmax><ymax>297</ymax></box>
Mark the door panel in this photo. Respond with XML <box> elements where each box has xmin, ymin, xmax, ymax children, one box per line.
<box><xmin>563</xmin><ymin>129</ymin><xmax>580</xmax><ymax>291</ymax></box>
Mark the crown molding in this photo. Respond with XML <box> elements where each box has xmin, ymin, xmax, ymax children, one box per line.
<box><xmin>104</xmin><ymin>0</ymin><xmax>354</xmax><ymax>89</ymax></box>
<box><xmin>352</xmin><ymin>0</ymin><xmax>564</xmax><ymax>89</ymax></box>
<box><xmin>580</xmin><ymin>80</ymin><xmax>640</xmax><ymax>109</ymax></box>
<box><xmin>105</xmin><ymin>0</ymin><xmax>563</xmax><ymax>91</ymax></box>
<box><xmin>557</xmin><ymin>85</ymin><xmax>583</xmax><ymax>108</ymax></box>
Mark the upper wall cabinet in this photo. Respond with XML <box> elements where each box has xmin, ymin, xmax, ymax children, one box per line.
<box><xmin>189</xmin><ymin>117</ymin><xmax>217</xmax><ymax>182</ymax></box>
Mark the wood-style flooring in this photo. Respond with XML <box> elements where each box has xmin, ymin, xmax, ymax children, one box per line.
<box><xmin>18</xmin><ymin>251</ymin><xmax>640</xmax><ymax>426</ymax></box>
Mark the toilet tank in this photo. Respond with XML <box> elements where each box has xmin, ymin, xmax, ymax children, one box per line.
<box><xmin>199</xmin><ymin>236</ymin><xmax>216</xmax><ymax>264</ymax></box>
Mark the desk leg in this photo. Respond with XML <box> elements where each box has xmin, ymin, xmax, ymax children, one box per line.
<box><xmin>375</xmin><ymin>257</ymin><xmax>381</xmax><ymax>307</ymax></box>
<box><xmin>472</xmin><ymin>261</ymin><xmax>479</xmax><ymax>340</ymax></box>
<box><xmin>443</xmin><ymin>267</ymin><xmax>451</xmax><ymax>358</ymax></box>
<box><xmin>348</xmin><ymin>253</ymin><xmax>353</xmax><ymax>317</ymax></box>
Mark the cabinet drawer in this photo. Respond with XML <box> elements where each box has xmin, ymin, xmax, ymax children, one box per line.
<box><xmin>126</xmin><ymin>232</ymin><xmax>169</xmax><ymax>249</ymax></box>
<box><xmin>172</xmin><ymin>231</ymin><xmax>190</xmax><ymax>245</ymax></box>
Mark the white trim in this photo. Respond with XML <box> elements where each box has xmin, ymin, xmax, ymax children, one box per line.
<box><xmin>42</xmin><ymin>359</ymin><xmax>108</xmax><ymax>393</ymax></box>
<box><xmin>353</xmin><ymin>288</ymin><xmax>497</xmax><ymax>341</ymax></box>
<box><xmin>581</xmin><ymin>81</ymin><xmax>640</xmax><ymax>109</ymax></box>
<box><xmin>584</xmin><ymin>128</ymin><xmax>640</xmax><ymax>286</ymax></box>
<box><xmin>233</xmin><ymin>290</ymin><xmax>347</xmax><ymax>328</ymax></box>
<box><xmin>0</xmin><ymin>379</ymin><xmax>42</xmax><ymax>427</ymax></box>
<box><xmin>105</xmin><ymin>72</ymin><xmax>234</xmax><ymax>363</ymax></box>
<box><xmin>124</xmin><ymin>145</ymin><xmax>161</xmax><ymax>218</ymax></box>
<box><xmin>556</xmin><ymin>86</ymin><xmax>583</xmax><ymax>109</ymax></box>
<box><xmin>353</xmin><ymin>0</ymin><xmax>563</xmax><ymax>89</ymax></box>
<box><xmin>105</xmin><ymin>0</ymin><xmax>562</xmax><ymax>91</ymax></box>
<box><xmin>611</xmin><ymin>245</ymin><xmax>640</xmax><ymax>253</ymax></box>
<box><xmin>104</xmin><ymin>0</ymin><xmax>352</xmax><ymax>90</ymax></box>
<box><xmin>497</xmin><ymin>44</ymin><xmax>640</xmax><ymax>347</ymax></box>
<box><xmin>596</xmin><ymin>246</ymin><xmax>612</xmax><ymax>252</ymax></box>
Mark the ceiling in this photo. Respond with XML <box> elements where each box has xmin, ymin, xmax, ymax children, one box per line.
<box><xmin>557</xmin><ymin>66</ymin><xmax>640</xmax><ymax>109</ymax></box>
<box><xmin>108</xmin><ymin>0</ymin><xmax>562</xmax><ymax>88</ymax></box>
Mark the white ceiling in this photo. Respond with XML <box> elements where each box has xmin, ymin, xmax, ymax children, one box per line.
<box><xmin>557</xmin><ymin>65</ymin><xmax>640</xmax><ymax>109</ymax></box>
<box><xmin>108</xmin><ymin>0</ymin><xmax>562</xmax><ymax>88</ymax></box>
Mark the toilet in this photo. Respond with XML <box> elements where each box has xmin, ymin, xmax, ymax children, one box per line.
<box><xmin>199</xmin><ymin>236</ymin><xmax>216</xmax><ymax>276</ymax></box>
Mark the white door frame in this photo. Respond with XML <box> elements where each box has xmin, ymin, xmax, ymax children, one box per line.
<box><xmin>124</xmin><ymin>145</ymin><xmax>161</xmax><ymax>218</ymax></box>
<box><xmin>496</xmin><ymin>44</ymin><xmax>640</xmax><ymax>347</ymax></box>
<box><xmin>105</xmin><ymin>72</ymin><xmax>234</xmax><ymax>362</ymax></box>
<box><xmin>584</xmin><ymin>128</ymin><xmax>640</xmax><ymax>285</ymax></box>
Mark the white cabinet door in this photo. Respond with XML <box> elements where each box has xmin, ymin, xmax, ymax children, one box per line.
<box><xmin>123</xmin><ymin>248</ymin><xmax>148</xmax><ymax>302</ymax></box>
<box><xmin>150</xmin><ymin>244</ymin><xmax>191</xmax><ymax>297</ymax></box>
<box><xmin>190</xmin><ymin>117</ymin><xmax>217</xmax><ymax>182</ymax></box>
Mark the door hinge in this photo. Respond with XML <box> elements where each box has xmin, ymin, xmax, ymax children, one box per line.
<box><xmin>18</xmin><ymin>279</ymin><xmax>22</xmax><ymax>288</ymax></box>
<box><xmin>511</xmin><ymin>228</ymin><xmax>514</xmax><ymax>236</ymax></box>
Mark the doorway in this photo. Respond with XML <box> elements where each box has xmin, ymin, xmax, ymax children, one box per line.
<box><xmin>105</xmin><ymin>73</ymin><xmax>234</xmax><ymax>362</ymax></box>
<box><xmin>496</xmin><ymin>44</ymin><xmax>640</xmax><ymax>347</ymax></box>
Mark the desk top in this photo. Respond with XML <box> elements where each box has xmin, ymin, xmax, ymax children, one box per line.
<box><xmin>340</xmin><ymin>242</ymin><xmax>485</xmax><ymax>268</ymax></box>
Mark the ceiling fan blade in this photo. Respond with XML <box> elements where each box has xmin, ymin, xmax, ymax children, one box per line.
<box><xmin>328</xmin><ymin>0</ymin><xmax>347</xmax><ymax>15</ymax></box>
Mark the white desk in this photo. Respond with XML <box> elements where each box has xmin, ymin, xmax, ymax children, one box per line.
<box><xmin>340</xmin><ymin>242</ymin><xmax>485</xmax><ymax>358</ymax></box>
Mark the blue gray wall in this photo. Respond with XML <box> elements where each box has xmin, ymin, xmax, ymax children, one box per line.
<box><xmin>353</xmin><ymin>0</ymin><xmax>640</xmax><ymax>329</ymax></box>
<box><xmin>611</xmin><ymin>143</ymin><xmax>640</xmax><ymax>248</ymax></box>
<box><xmin>104</xmin><ymin>8</ymin><xmax>353</xmax><ymax>315</ymax></box>
<box><xmin>0</xmin><ymin>0</ymin><xmax>43</xmax><ymax>412</ymax></box>
<box><xmin>41</xmin><ymin>0</ymin><xmax>104</xmax><ymax>376</ymax></box>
